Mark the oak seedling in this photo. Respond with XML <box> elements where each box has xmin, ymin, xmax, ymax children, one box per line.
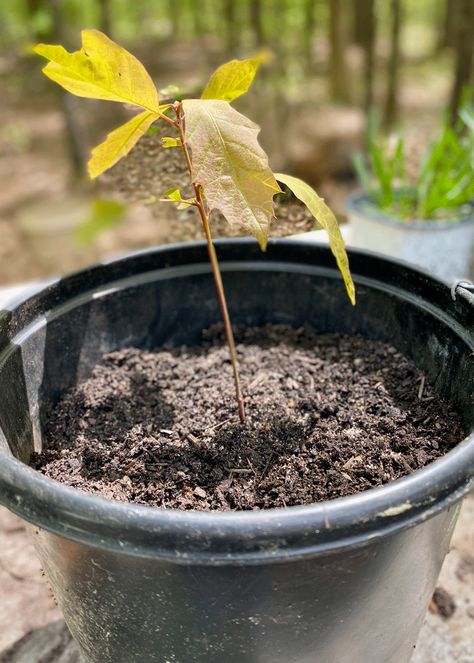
<box><xmin>35</xmin><ymin>30</ymin><xmax>355</xmax><ymax>423</ymax></box>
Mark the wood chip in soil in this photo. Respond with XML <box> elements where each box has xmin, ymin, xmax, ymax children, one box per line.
<box><xmin>31</xmin><ymin>326</ymin><xmax>465</xmax><ymax>511</ymax></box>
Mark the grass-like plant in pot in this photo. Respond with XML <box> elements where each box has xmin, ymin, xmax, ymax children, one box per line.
<box><xmin>349</xmin><ymin>110</ymin><xmax>474</xmax><ymax>282</ymax></box>
<box><xmin>0</xmin><ymin>31</ymin><xmax>473</xmax><ymax>663</ymax></box>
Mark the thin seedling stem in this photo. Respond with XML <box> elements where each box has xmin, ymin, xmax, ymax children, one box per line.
<box><xmin>173</xmin><ymin>102</ymin><xmax>246</xmax><ymax>424</ymax></box>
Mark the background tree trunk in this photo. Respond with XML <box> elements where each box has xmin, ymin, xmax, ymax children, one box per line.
<box><xmin>49</xmin><ymin>0</ymin><xmax>88</xmax><ymax>177</ymax></box>
<box><xmin>249</xmin><ymin>0</ymin><xmax>264</xmax><ymax>47</ymax></box>
<box><xmin>191</xmin><ymin>0</ymin><xmax>206</xmax><ymax>38</ymax></box>
<box><xmin>302</xmin><ymin>0</ymin><xmax>317</xmax><ymax>73</ymax></box>
<box><xmin>438</xmin><ymin>0</ymin><xmax>457</xmax><ymax>50</ymax></box>
<box><xmin>223</xmin><ymin>0</ymin><xmax>238</xmax><ymax>56</ymax></box>
<box><xmin>271</xmin><ymin>0</ymin><xmax>289</xmax><ymax>80</ymax></box>
<box><xmin>383</xmin><ymin>0</ymin><xmax>402</xmax><ymax>128</ymax></box>
<box><xmin>449</xmin><ymin>0</ymin><xmax>474</xmax><ymax>122</ymax></box>
<box><xmin>167</xmin><ymin>0</ymin><xmax>180</xmax><ymax>39</ymax></box>
<box><xmin>329</xmin><ymin>0</ymin><xmax>349</xmax><ymax>102</ymax></box>
<box><xmin>360</xmin><ymin>0</ymin><xmax>376</xmax><ymax>111</ymax></box>
<box><xmin>352</xmin><ymin>0</ymin><xmax>366</xmax><ymax>45</ymax></box>
<box><xmin>98</xmin><ymin>0</ymin><xmax>112</xmax><ymax>37</ymax></box>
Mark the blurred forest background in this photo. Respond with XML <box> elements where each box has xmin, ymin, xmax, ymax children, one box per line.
<box><xmin>0</xmin><ymin>0</ymin><xmax>473</xmax><ymax>285</ymax></box>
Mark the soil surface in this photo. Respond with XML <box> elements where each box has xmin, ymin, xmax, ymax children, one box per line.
<box><xmin>32</xmin><ymin>326</ymin><xmax>464</xmax><ymax>511</ymax></box>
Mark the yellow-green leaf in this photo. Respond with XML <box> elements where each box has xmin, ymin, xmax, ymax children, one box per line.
<box><xmin>34</xmin><ymin>29</ymin><xmax>159</xmax><ymax>112</ymax></box>
<box><xmin>275</xmin><ymin>173</ymin><xmax>355</xmax><ymax>304</ymax></box>
<box><xmin>183</xmin><ymin>99</ymin><xmax>281</xmax><ymax>249</ymax></box>
<box><xmin>163</xmin><ymin>187</ymin><xmax>181</xmax><ymax>201</ymax></box>
<box><xmin>75</xmin><ymin>198</ymin><xmax>126</xmax><ymax>245</ymax></box>
<box><xmin>161</xmin><ymin>136</ymin><xmax>181</xmax><ymax>148</ymax></box>
<box><xmin>161</xmin><ymin>187</ymin><xmax>194</xmax><ymax>209</ymax></box>
<box><xmin>201</xmin><ymin>54</ymin><xmax>266</xmax><ymax>103</ymax></box>
<box><xmin>88</xmin><ymin>111</ymin><xmax>158</xmax><ymax>178</ymax></box>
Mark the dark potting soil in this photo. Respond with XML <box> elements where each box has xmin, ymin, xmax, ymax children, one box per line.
<box><xmin>31</xmin><ymin>326</ymin><xmax>464</xmax><ymax>511</ymax></box>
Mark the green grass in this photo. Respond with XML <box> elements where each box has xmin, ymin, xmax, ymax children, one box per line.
<box><xmin>353</xmin><ymin>105</ymin><xmax>474</xmax><ymax>221</ymax></box>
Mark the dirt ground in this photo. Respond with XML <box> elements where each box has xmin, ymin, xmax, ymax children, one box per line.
<box><xmin>413</xmin><ymin>494</ymin><xmax>474</xmax><ymax>663</ymax></box>
<box><xmin>0</xmin><ymin>508</ymin><xmax>60</xmax><ymax>653</ymax></box>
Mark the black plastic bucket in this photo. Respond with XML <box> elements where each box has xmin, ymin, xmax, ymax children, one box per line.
<box><xmin>0</xmin><ymin>239</ymin><xmax>473</xmax><ymax>663</ymax></box>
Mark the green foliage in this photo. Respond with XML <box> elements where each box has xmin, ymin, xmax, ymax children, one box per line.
<box><xmin>75</xmin><ymin>198</ymin><xmax>126</xmax><ymax>245</ymax></box>
<box><xmin>161</xmin><ymin>136</ymin><xmax>181</xmax><ymax>148</ymax></box>
<box><xmin>161</xmin><ymin>188</ymin><xmax>194</xmax><ymax>209</ymax></box>
<box><xmin>354</xmin><ymin>107</ymin><xmax>474</xmax><ymax>220</ymax></box>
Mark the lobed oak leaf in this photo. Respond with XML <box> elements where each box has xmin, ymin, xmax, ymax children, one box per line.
<box><xmin>34</xmin><ymin>29</ymin><xmax>159</xmax><ymax>112</ymax></box>
<box><xmin>201</xmin><ymin>53</ymin><xmax>268</xmax><ymax>103</ymax></box>
<box><xmin>275</xmin><ymin>173</ymin><xmax>355</xmax><ymax>304</ymax></box>
<box><xmin>183</xmin><ymin>99</ymin><xmax>280</xmax><ymax>249</ymax></box>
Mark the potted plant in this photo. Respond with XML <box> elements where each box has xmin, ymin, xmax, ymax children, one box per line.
<box><xmin>349</xmin><ymin>111</ymin><xmax>474</xmax><ymax>282</ymax></box>
<box><xmin>0</xmin><ymin>31</ymin><xmax>473</xmax><ymax>663</ymax></box>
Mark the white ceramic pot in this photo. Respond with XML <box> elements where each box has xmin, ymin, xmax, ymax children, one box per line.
<box><xmin>346</xmin><ymin>193</ymin><xmax>474</xmax><ymax>282</ymax></box>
